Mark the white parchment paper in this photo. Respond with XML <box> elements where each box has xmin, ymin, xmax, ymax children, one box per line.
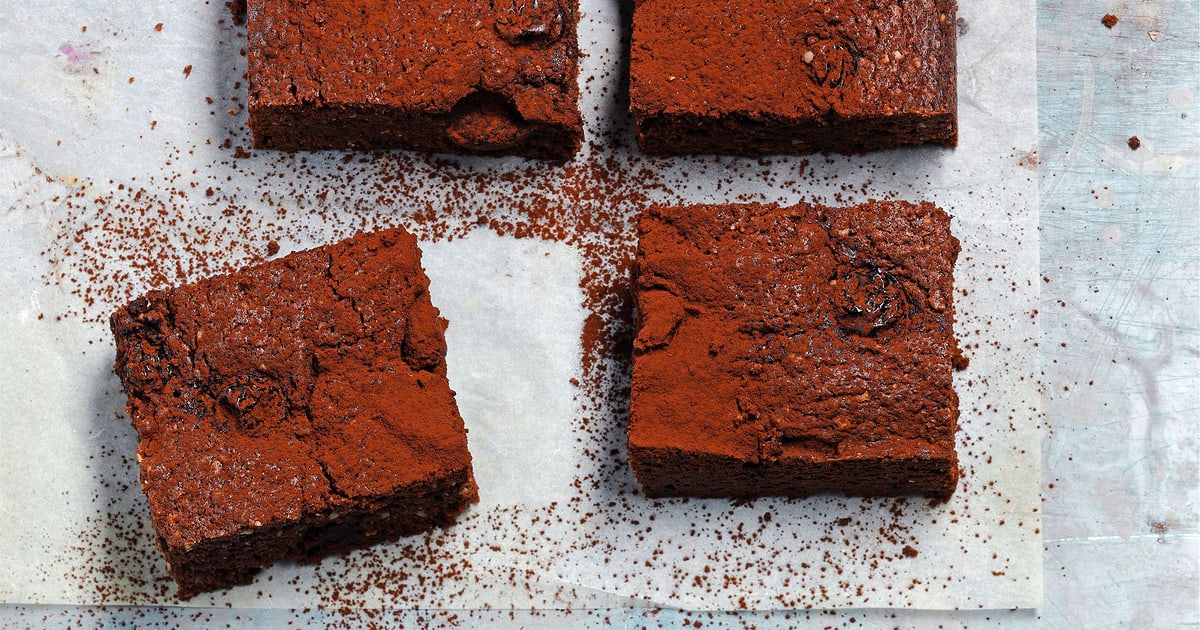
<box><xmin>0</xmin><ymin>0</ymin><xmax>1041</xmax><ymax>610</ymax></box>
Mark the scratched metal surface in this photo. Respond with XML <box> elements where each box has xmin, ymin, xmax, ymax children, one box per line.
<box><xmin>1036</xmin><ymin>0</ymin><xmax>1199</xmax><ymax>627</ymax></box>
<box><xmin>2</xmin><ymin>0</ymin><xmax>1198</xmax><ymax>628</ymax></box>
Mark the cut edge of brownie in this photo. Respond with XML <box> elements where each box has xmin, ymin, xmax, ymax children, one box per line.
<box><xmin>249</xmin><ymin>101</ymin><xmax>582</xmax><ymax>161</ymax></box>
<box><xmin>165</xmin><ymin>472</ymin><xmax>478</xmax><ymax>599</ymax></box>
<box><xmin>634</xmin><ymin>109</ymin><xmax>958</xmax><ymax>156</ymax></box>
<box><xmin>629</xmin><ymin>445</ymin><xmax>958</xmax><ymax>500</ymax></box>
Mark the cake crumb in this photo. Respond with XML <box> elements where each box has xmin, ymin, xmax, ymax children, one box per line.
<box><xmin>902</xmin><ymin>545</ymin><xmax>919</xmax><ymax>558</ymax></box>
<box><xmin>1127</xmin><ymin>136</ymin><xmax>1141</xmax><ymax>150</ymax></box>
<box><xmin>1102</xmin><ymin>14</ymin><xmax>1119</xmax><ymax>28</ymax></box>
<box><xmin>226</xmin><ymin>0</ymin><xmax>247</xmax><ymax>25</ymax></box>
<box><xmin>952</xmin><ymin>351</ymin><xmax>970</xmax><ymax>370</ymax></box>
<box><xmin>266</xmin><ymin>240</ymin><xmax>280</xmax><ymax>257</ymax></box>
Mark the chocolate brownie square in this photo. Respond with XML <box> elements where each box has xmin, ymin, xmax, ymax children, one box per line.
<box><xmin>111</xmin><ymin>228</ymin><xmax>477</xmax><ymax>598</ymax></box>
<box><xmin>629</xmin><ymin>202</ymin><xmax>962</xmax><ymax>499</ymax></box>
<box><xmin>630</xmin><ymin>0</ymin><xmax>958</xmax><ymax>155</ymax></box>
<box><xmin>246</xmin><ymin>0</ymin><xmax>583</xmax><ymax>159</ymax></box>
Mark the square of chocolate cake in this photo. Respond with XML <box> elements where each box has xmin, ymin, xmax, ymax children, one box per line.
<box><xmin>246</xmin><ymin>0</ymin><xmax>583</xmax><ymax>159</ymax></box>
<box><xmin>629</xmin><ymin>202</ymin><xmax>963</xmax><ymax>499</ymax></box>
<box><xmin>630</xmin><ymin>0</ymin><xmax>958</xmax><ymax>155</ymax></box>
<box><xmin>111</xmin><ymin>228</ymin><xmax>477</xmax><ymax>597</ymax></box>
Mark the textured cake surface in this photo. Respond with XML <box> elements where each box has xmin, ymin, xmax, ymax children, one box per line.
<box><xmin>111</xmin><ymin>228</ymin><xmax>477</xmax><ymax>597</ymax></box>
<box><xmin>630</xmin><ymin>0</ymin><xmax>958</xmax><ymax>154</ymax></box>
<box><xmin>247</xmin><ymin>0</ymin><xmax>583</xmax><ymax>159</ymax></box>
<box><xmin>629</xmin><ymin>202</ymin><xmax>962</xmax><ymax>499</ymax></box>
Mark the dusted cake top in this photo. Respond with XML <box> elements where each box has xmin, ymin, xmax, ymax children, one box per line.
<box><xmin>631</xmin><ymin>0</ymin><xmax>957</xmax><ymax>121</ymax></box>
<box><xmin>111</xmin><ymin>228</ymin><xmax>474</xmax><ymax>551</ymax></box>
<box><xmin>631</xmin><ymin>201</ymin><xmax>961</xmax><ymax>494</ymax></box>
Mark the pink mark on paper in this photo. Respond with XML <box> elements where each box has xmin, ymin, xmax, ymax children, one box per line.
<box><xmin>56</xmin><ymin>42</ymin><xmax>104</xmax><ymax>76</ymax></box>
<box><xmin>59</xmin><ymin>43</ymin><xmax>84</xmax><ymax>63</ymax></box>
<box><xmin>57</xmin><ymin>43</ymin><xmax>99</xmax><ymax>66</ymax></box>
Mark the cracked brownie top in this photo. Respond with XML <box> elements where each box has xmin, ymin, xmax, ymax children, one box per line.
<box><xmin>111</xmin><ymin>228</ymin><xmax>473</xmax><ymax>550</ymax></box>
<box><xmin>631</xmin><ymin>201</ymin><xmax>962</xmax><ymax>468</ymax></box>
